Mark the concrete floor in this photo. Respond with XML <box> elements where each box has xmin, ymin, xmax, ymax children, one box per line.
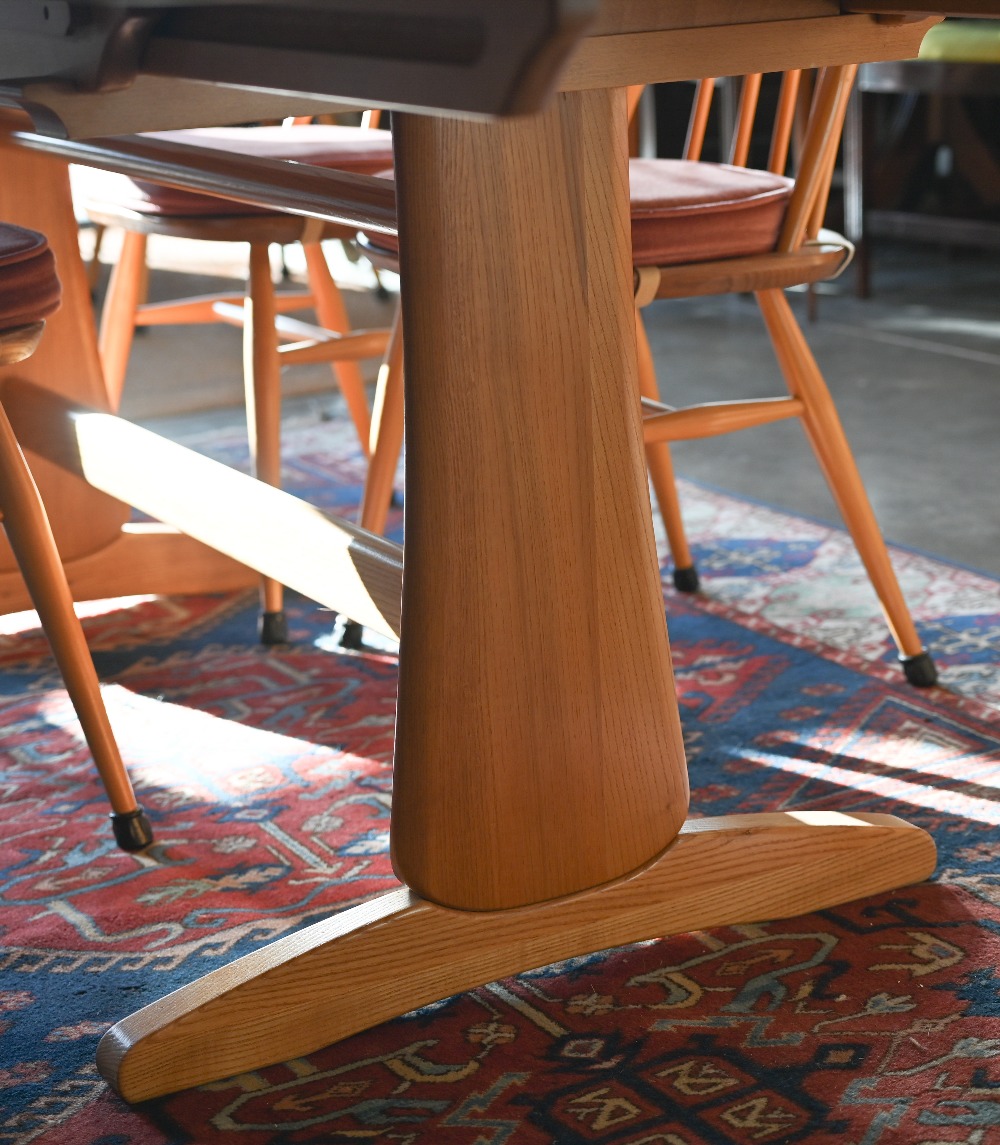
<box><xmin>109</xmin><ymin>234</ymin><xmax>1000</xmax><ymax>576</ymax></box>
<box><xmin>642</xmin><ymin>242</ymin><xmax>1000</xmax><ymax>574</ymax></box>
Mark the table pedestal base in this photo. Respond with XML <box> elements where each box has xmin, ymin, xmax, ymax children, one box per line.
<box><xmin>97</xmin><ymin>811</ymin><xmax>935</xmax><ymax>1103</ymax></box>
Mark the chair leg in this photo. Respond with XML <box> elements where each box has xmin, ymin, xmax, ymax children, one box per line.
<box><xmin>0</xmin><ymin>399</ymin><xmax>152</xmax><ymax>849</ymax></box>
<box><xmin>756</xmin><ymin>288</ymin><xmax>936</xmax><ymax>686</ymax></box>
<box><xmin>86</xmin><ymin>223</ymin><xmax>107</xmax><ymax>293</ymax></box>
<box><xmin>302</xmin><ymin>242</ymin><xmax>372</xmax><ymax>455</ymax></box>
<box><xmin>358</xmin><ymin>304</ymin><xmax>404</xmax><ymax>537</ymax></box>
<box><xmin>636</xmin><ymin>310</ymin><xmax>699</xmax><ymax>592</ymax></box>
<box><xmin>245</xmin><ymin>243</ymin><xmax>288</xmax><ymax>645</ymax></box>
<box><xmin>98</xmin><ymin>230</ymin><xmax>147</xmax><ymax>410</ymax></box>
<box><xmin>339</xmin><ymin>305</ymin><xmax>405</xmax><ymax>652</ymax></box>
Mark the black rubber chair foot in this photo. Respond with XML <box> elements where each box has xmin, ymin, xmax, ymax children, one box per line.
<box><xmin>111</xmin><ymin>808</ymin><xmax>154</xmax><ymax>852</ymax></box>
<box><xmin>672</xmin><ymin>565</ymin><xmax>700</xmax><ymax>593</ymax></box>
<box><xmin>259</xmin><ymin>611</ymin><xmax>289</xmax><ymax>645</ymax></box>
<box><xmin>901</xmin><ymin>650</ymin><xmax>938</xmax><ymax>688</ymax></box>
<box><xmin>339</xmin><ymin>620</ymin><xmax>365</xmax><ymax>650</ymax></box>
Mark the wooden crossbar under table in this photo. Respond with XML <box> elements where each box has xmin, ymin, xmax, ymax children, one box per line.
<box><xmin>0</xmin><ymin>1</ymin><xmax>945</xmax><ymax>1103</ymax></box>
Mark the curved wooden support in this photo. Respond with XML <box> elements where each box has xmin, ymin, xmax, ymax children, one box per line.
<box><xmin>642</xmin><ymin>396</ymin><xmax>804</xmax><ymax>443</ymax></box>
<box><xmin>390</xmin><ymin>90</ymin><xmax>689</xmax><ymax>913</ymax></box>
<box><xmin>97</xmin><ymin>811</ymin><xmax>935</xmax><ymax>1103</ymax></box>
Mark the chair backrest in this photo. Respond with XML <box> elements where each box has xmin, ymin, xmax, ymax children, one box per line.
<box><xmin>629</xmin><ymin>66</ymin><xmax>857</xmax><ymax>254</ymax></box>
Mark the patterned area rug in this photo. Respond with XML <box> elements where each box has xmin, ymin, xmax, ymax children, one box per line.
<box><xmin>1</xmin><ymin>411</ymin><xmax>998</xmax><ymax>1145</ymax></box>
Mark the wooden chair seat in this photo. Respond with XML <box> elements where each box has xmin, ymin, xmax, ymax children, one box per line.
<box><xmin>638</xmin><ymin>231</ymin><xmax>853</xmax><ymax>300</ymax></box>
<box><xmin>0</xmin><ymin>223</ymin><xmax>61</xmax><ymax>328</ymax></box>
<box><xmin>630</xmin><ymin>159</ymin><xmax>793</xmax><ymax>267</ymax></box>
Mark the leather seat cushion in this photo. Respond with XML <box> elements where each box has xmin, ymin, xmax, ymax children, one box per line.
<box><xmin>358</xmin><ymin>161</ymin><xmax>793</xmax><ymax>270</ymax></box>
<box><xmin>0</xmin><ymin>223</ymin><xmax>60</xmax><ymax>328</ymax></box>
<box><xmin>630</xmin><ymin>159</ymin><xmax>794</xmax><ymax>267</ymax></box>
<box><xmin>79</xmin><ymin>125</ymin><xmax>394</xmax><ymax>218</ymax></box>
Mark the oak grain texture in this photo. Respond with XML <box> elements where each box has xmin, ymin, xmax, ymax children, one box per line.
<box><xmin>97</xmin><ymin>812</ymin><xmax>936</xmax><ymax>1103</ymax></box>
<box><xmin>389</xmin><ymin>88</ymin><xmax>689</xmax><ymax>912</ymax></box>
<box><xmin>563</xmin><ymin>13</ymin><xmax>937</xmax><ymax>90</ymax></box>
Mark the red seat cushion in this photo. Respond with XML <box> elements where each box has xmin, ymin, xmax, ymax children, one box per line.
<box><xmin>78</xmin><ymin>125</ymin><xmax>394</xmax><ymax>218</ymax></box>
<box><xmin>0</xmin><ymin>223</ymin><xmax>60</xmax><ymax>329</ymax></box>
<box><xmin>630</xmin><ymin>159</ymin><xmax>794</xmax><ymax>267</ymax></box>
<box><xmin>357</xmin><ymin>162</ymin><xmax>792</xmax><ymax>270</ymax></box>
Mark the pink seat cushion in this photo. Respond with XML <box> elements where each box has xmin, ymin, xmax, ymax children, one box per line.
<box><xmin>0</xmin><ymin>223</ymin><xmax>60</xmax><ymax>328</ymax></box>
<box><xmin>79</xmin><ymin>125</ymin><xmax>394</xmax><ymax>218</ymax></box>
<box><xmin>357</xmin><ymin>162</ymin><xmax>792</xmax><ymax>270</ymax></box>
<box><xmin>630</xmin><ymin>159</ymin><xmax>794</xmax><ymax>267</ymax></box>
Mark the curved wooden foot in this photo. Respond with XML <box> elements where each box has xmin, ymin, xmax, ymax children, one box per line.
<box><xmin>97</xmin><ymin>811</ymin><xmax>934</xmax><ymax>1102</ymax></box>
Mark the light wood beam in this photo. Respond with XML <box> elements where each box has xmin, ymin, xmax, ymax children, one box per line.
<box><xmin>2</xmin><ymin>381</ymin><xmax>403</xmax><ymax>640</ymax></box>
<box><xmin>562</xmin><ymin>15</ymin><xmax>936</xmax><ymax>91</ymax></box>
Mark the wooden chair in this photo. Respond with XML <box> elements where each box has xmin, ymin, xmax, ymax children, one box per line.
<box><xmin>354</xmin><ymin>69</ymin><xmax>937</xmax><ymax>687</ymax></box>
<box><xmin>79</xmin><ymin>117</ymin><xmax>394</xmax><ymax>644</ymax></box>
<box><xmin>628</xmin><ymin>66</ymin><xmax>935</xmax><ymax>686</ymax></box>
<box><xmin>0</xmin><ymin>222</ymin><xmax>151</xmax><ymax>850</ymax></box>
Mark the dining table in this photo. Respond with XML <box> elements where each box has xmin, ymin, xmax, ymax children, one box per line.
<box><xmin>0</xmin><ymin>0</ymin><xmax>960</xmax><ymax>1104</ymax></box>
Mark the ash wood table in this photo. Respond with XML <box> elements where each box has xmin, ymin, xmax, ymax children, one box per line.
<box><xmin>0</xmin><ymin>1</ymin><xmax>950</xmax><ymax>1102</ymax></box>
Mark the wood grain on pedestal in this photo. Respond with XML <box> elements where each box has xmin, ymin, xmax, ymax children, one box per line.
<box><xmin>389</xmin><ymin>88</ymin><xmax>689</xmax><ymax>912</ymax></box>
